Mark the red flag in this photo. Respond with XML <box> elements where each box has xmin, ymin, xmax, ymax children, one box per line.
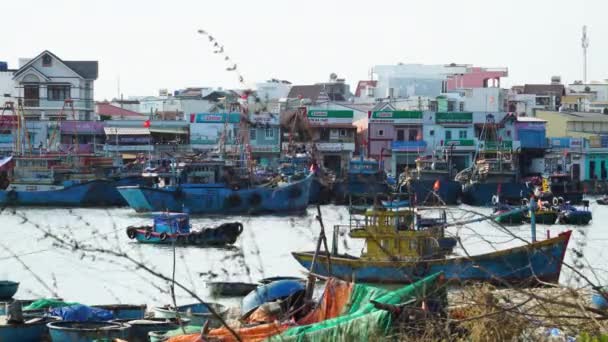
<box><xmin>143</xmin><ymin>120</ymin><xmax>151</xmax><ymax>128</ymax></box>
<box><xmin>497</xmin><ymin>183</ymin><xmax>502</xmax><ymax>195</ymax></box>
<box><xmin>433</xmin><ymin>180</ymin><xmax>440</xmax><ymax>192</ymax></box>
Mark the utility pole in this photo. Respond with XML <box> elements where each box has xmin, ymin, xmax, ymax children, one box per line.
<box><xmin>582</xmin><ymin>25</ymin><xmax>589</xmax><ymax>84</ymax></box>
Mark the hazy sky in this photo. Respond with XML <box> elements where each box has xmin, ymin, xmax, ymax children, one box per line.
<box><xmin>2</xmin><ymin>0</ymin><xmax>605</xmax><ymax>100</ymax></box>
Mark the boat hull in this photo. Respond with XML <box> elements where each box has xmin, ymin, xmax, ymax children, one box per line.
<box><xmin>118</xmin><ymin>174</ymin><xmax>312</xmax><ymax>215</ymax></box>
<box><xmin>292</xmin><ymin>231</ymin><xmax>571</xmax><ymax>285</ymax></box>
<box><xmin>408</xmin><ymin>180</ymin><xmax>461</xmax><ymax>205</ymax></box>
<box><xmin>130</xmin><ymin>226</ymin><xmax>241</xmax><ymax>246</ymax></box>
<box><xmin>0</xmin><ymin>177</ymin><xmax>149</xmax><ymax>207</ymax></box>
<box><xmin>461</xmin><ymin>182</ymin><xmax>532</xmax><ymax>206</ymax></box>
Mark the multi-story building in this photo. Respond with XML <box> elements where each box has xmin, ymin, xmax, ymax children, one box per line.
<box><xmin>248</xmin><ymin>113</ymin><xmax>281</xmax><ymax>167</ymax></box>
<box><xmin>367</xmin><ymin>110</ymin><xmax>425</xmax><ymax>175</ymax></box>
<box><xmin>11</xmin><ymin>50</ymin><xmax>98</xmax><ymax>120</ymax></box>
<box><xmin>189</xmin><ymin>112</ymin><xmax>240</xmax><ymax>152</ymax></box>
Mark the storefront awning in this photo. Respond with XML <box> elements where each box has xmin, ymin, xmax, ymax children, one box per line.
<box><xmin>104</xmin><ymin>127</ymin><xmax>150</xmax><ymax>135</ymax></box>
<box><xmin>149</xmin><ymin>127</ymin><xmax>188</xmax><ymax>134</ymax></box>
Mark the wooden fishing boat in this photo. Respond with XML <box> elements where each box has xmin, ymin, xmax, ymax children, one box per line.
<box><xmin>153</xmin><ymin>303</ymin><xmax>226</xmax><ymax>327</ymax></box>
<box><xmin>524</xmin><ymin>208</ymin><xmax>559</xmax><ymax>225</ymax></box>
<box><xmin>125</xmin><ymin>213</ymin><xmax>243</xmax><ymax>246</ymax></box>
<box><xmin>597</xmin><ymin>196</ymin><xmax>608</xmax><ymax>205</ymax></box>
<box><xmin>494</xmin><ymin>205</ymin><xmax>525</xmax><ymax>225</ymax></box>
<box><xmin>0</xmin><ymin>281</ymin><xmax>18</xmax><ymax>300</ymax></box>
<box><xmin>557</xmin><ymin>201</ymin><xmax>592</xmax><ymax>225</ymax></box>
<box><xmin>111</xmin><ymin>318</ymin><xmax>190</xmax><ymax>342</ymax></box>
<box><xmin>292</xmin><ymin>206</ymin><xmax>571</xmax><ymax>286</ymax></box>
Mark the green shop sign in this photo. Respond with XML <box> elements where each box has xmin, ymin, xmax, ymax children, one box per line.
<box><xmin>307</xmin><ymin>109</ymin><xmax>354</xmax><ymax>125</ymax></box>
<box><xmin>370</xmin><ymin>110</ymin><xmax>422</xmax><ymax>123</ymax></box>
<box><xmin>445</xmin><ymin>139</ymin><xmax>475</xmax><ymax>146</ymax></box>
<box><xmin>435</xmin><ymin>112</ymin><xmax>473</xmax><ymax>124</ymax></box>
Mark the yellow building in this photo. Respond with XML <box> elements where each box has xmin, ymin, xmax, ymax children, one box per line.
<box><xmin>536</xmin><ymin>110</ymin><xmax>608</xmax><ymax>138</ymax></box>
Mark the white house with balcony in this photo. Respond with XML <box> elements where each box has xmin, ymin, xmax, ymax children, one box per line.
<box><xmin>12</xmin><ymin>50</ymin><xmax>98</xmax><ymax>120</ymax></box>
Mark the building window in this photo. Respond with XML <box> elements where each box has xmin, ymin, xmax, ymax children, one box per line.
<box><xmin>409</xmin><ymin>129</ymin><xmax>418</xmax><ymax>141</ymax></box>
<box><xmin>445</xmin><ymin>130</ymin><xmax>452</xmax><ymax>140</ymax></box>
<box><xmin>42</xmin><ymin>54</ymin><xmax>52</xmax><ymax>67</ymax></box>
<box><xmin>377</xmin><ymin>129</ymin><xmax>384</xmax><ymax>137</ymax></box>
<box><xmin>265</xmin><ymin>127</ymin><xmax>274</xmax><ymax>139</ymax></box>
<box><xmin>47</xmin><ymin>85</ymin><xmax>70</xmax><ymax>101</ymax></box>
<box><xmin>459</xmin><ymin>102</ymin><xmax>465</xmax><ymax>111</ymax></box>
<box><xmin>396</xmin><ymin>129</ymin><xmax>405</xmax><ymax>141</ymax></box>
<box><xmin>459</xmin><ymin>130</ymin><xmax>467</xmax><ymax>139</ymax></box>
<box><xmin>340</xmin><ymin>129</ymin><xmax>347</xmax><ymax>137</ymax></box>
<box><xmin>250</xmin><ymin>128</ymin><xmax>256</xmax><ymax>140</ymax></box>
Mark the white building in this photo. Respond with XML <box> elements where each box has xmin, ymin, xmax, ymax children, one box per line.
<box><xmin>255</xmin><ymin>79</ymin><xmax>292</xmax><ymax>101</ymax></box>
<box><xmin>372</xmin><ymin>63</ymin><xmax>468</xmax><ymax>100</ymax></box>
<box><xmin>12</xmin><ymin>51</ymin><xmax>97</xmax><ymax>120</ymax></box>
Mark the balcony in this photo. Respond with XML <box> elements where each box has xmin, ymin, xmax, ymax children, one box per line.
<box><xmin>22</xmin><ymin>99</ymin><xmax>95</xmax><ymax>110</ymax></box>
<box><xmin>391</xmin><ymin>140</ymin><xmax>427</xmax><ymax>152</ymax></box>
<box><xmin>104</xmin><ymin>145</ymin><xmax>153</xmax><ymax>152</ymax></box>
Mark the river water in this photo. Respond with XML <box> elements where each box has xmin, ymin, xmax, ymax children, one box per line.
<box><xmin>0</xmin><ymin>202</ymin><xmax>606</xmax><ymax>308</ymax></box>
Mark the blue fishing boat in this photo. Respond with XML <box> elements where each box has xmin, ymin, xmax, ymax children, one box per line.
<box><xmin>118</xmin><ymin>160</ymin><xmax>313</xmax><ymax>214</ymax></box>
<box><xmin>404</xmin><ymin>154</ymin><xmax>461</xmax><ymax>205</ymax></box>
<box><xmin>0</xmin><ymin>316</ymin><xmax>58</xmax><ymax>342</ymax></box>
<box><xmin>278</xmin><ymin>154</ymin><xmax>333</xmax><ymax>204</ymax></box>
<box><xmin>292</xmin><ymin>206</ymin><xmax>571</xmax><ymax>285</ymax></box>
<box><xmin>0</xmin><ymin>155</ymin><xmax>149</xmax><ymax>207</ymax></box>
<box><xmin>333</xmin><ymin>157</ymin><xmax>390</xmax><ymax>203</ymax></box>
<box><xmin>47</xmin><ymin>321</ymin><xmax>131</xmax><ymax>341</ymax></box>
<box><xmin>457</xmin><ymin>114</ymin><xmax>532</xmax><ymax>206</ymax></box>
<box><xmin>557</xmin><ymin>200</ymin><xmax>592</xmax><ymax>225</ymax></box>
<box><xmin>0</xmin><ymin>281</ymin><xmax>19</xmax><ymax>300</ymax></box>
<box><xmin>126</xmin><ymin>212</ymin><xmax>243</xmax><ymax>246</ymax></box>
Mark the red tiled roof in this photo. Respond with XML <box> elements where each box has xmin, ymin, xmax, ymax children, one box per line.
<box><xmin>96</xmin><ymin>103</ymin><xmax>145</xmax><ymax>118</ymax></box>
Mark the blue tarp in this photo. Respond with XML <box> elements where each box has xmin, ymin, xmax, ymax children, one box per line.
<box><xmin>50</xmin><ymin>304</ymin><xmax>114</xmax><ymax>322</ymax></box>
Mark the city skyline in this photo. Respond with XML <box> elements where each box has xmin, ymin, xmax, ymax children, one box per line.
<box><xmin>2</xmin><ymin>0</ymin><xmax>604</xmax><ymax>100</ymax></box>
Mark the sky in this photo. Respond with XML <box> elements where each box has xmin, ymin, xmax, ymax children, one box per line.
<box><xmin>1</xmin><ymin>0</ymin><xmax>605</xmax><ymax>100</ymax></box>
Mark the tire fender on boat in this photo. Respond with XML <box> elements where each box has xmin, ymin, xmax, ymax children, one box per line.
<box><xmin>552</xmin><ymin>197</ymin><xmax>559</xmax><ymax>206</ymax></box>
<box><xmin>249</xmin><ymin>192</ymin><xmax>262</xmax><ymax>206</ymax></box>
<box><xmin>491</xmin><ymin>195</ymin><xmax>499</xmax><ymax>205</ymax></box>
<box><xmin>144</xmin><ymin>231</ymin><xmax>152</xmax><ymax>240</ymax></box>
<box><xmin>159</xmin><ymin>232</ymin><xmax>168</xmax><ymax>241</ymax></box>
<box><xmin>126</xmin><ymin>227</ymin><xmax>137</xmax><ymax>239</ymax></box>
<box><xmin>225</xmin><ymin>193</ymin><xmax>242</xmax><ymax>208</ymax></box>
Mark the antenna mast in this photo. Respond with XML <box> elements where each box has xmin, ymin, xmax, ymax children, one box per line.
<box><xmin>582</xmin><ymin>25</ymin><xmax>589</xmax><ymax>84</ymax></box>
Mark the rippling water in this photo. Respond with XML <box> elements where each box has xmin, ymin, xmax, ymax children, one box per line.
<box><xmin>0</xmin><ymin>202</ymin><xmax>606</xmax><ymax>308</ymax></box>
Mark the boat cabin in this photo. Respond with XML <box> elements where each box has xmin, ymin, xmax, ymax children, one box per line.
<box><xmin>343</xmin><ymin>208</ymin><xmax>449</xmax><ymax>261</ymax></box>
<box><xmin>152</xmin><ymin>213</ymin><xmax>190</xmax><ymax>234</ymax></box>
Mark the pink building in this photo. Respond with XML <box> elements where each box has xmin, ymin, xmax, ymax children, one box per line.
<box><xmin>445</xmin><ymin>67</ymin><xmax>508</xmax><ymax>91</ymax></box>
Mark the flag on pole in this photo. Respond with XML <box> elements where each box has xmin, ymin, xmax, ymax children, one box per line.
<box><xmin>143</xmin><ymin>120</ymin><xmax>151</xmax><ymax>128</ymax></box>
<box><xmin>433</xmin><ymin>180</ymin><xmax>440</xmax><ymax>192</ymax></box>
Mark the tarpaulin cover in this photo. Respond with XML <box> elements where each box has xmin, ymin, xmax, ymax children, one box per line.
<box><xmin>167</xmin><ymin>273</ymin><xmax>441</xmax><ymax>342</ymax></box>
<box><xmin>50</xmin><ymin>304</ymin><xmax>114</xmax><ymax>322</ymax></box>
<box><xmin>271</xmin><ymin>272</ymin><xmax>442</xmax><ymax>342</ymax></box>
<box><xmin>23</xmin><ymin>298</ymin><xmax>81</xmax><ymax>311</ymax></box>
